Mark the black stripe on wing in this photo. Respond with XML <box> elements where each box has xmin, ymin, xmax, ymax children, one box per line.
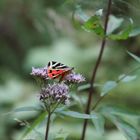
<box><xmin>52</xmin><ymin>63</ymin><xmax>62</xmax><ymax>69</ymax></box>
<box><xmin>48</xmin><ymin>61</ymin><xmax>51</xmax><ymax>67</ymax></box>
<box><xmin>48</xmin><ymin>61</ymin><xmax>73</xmax><ymax>70</ymax></box>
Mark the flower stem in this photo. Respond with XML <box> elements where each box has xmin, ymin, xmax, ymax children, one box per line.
<box><xmin>45</xmin><ymin>112</ymin><xmax>51</xmax><ymax>140</ymax></box>
<box><xmin>80</xmin><ymin>0</ymin><xmax>112</xmax><ymax>140</ymax></box>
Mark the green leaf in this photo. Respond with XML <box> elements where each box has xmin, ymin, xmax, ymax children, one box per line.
<box><xmin>57</xmin><ymin>110</ymin><xmax>97</xmax><ymax>119</ymax></box>
<box><xmin>95</xmin><ymin>9</ymin><xmax>103</xmax><ymax>16</ymax></box>
<box><xmin>54</xmin><ymin>131</ymin><xmax>69</xmax><ymax>140</ymax></box>
<box><xmin>108</xmin><ymin>25</ymin><xmax>132</xmax><ymax>40</ymax></box>
<box><xmin>90</xmin><ymin>111</ymin><xmax>105</xmax><ymax>135</ymax></box>
<box><xmin>13</xmin><ymin>106</ymin><xmax>41</xmax><ymax>112</ymax></box>
<box><xmin>108</xmin><ymin>115</ymin><xmax>139</xmax><ymax>140</ymax></box>
<box><xmin>82</xmin><ymin>15</ymin><xmax>104</xmax><ymax>36</ymax></box>
<box><xmin>100</xmin><ymin>106</ymin><xmax>139</xmax><ymax>140</ymax></box>
<box><xmin>55</xmin><ymin>106</ymin><xmax>68</xmax><ymax>112</ymax></box>
<box><xmin>100</xmin><ymin>105</ymin><xmax>140</xmax><ymax>118</ymax></box>
<box><xmin>78</xmin><ymin>83</ymin><xmax>101</xmax><ymax>91</ymax></box>
<box><xmin>115</xmin><ymin>119</ymin><xmax>139</xmax><ymax>140</ymax></box>
<box><xmin>75</xmin><ymin>5</ymin><xmax>89</xmax><ymax>21</ymax></box>
<box><xmin>107</xmin><ymin>15</ymin><xmax>124</xmax><ymax>35</ymax></box>
<box><xmin>101</xmin><ymin>81</ymin><xmax>117</xmax><ymax>96</ymax></box>
<box><xmin>4</xmin><ymin>106</ymin><xmax>41</xmax><ymax>116</ymax></box>
<box><xmin>118</xmin><ymin>74</ymin><xmax>137</xmax><ymax>83</ymax></box>
<box><xmin>21</xmin><ymin>111</ymin><xmax>48</xmax><ymax>139</ymax></box>
<box><xmin>127</xmin><ymin>51</ymin><xmax>140</xmax><ymax>63</ymax></box>
<box><xmin>78</xmin><ymin>84</ymin><xmax>90</xmax><ymax>91</ymax></box>
<box><xmin>129</xmin><ymin>27</ymin><xmax>140</xmax><ymax>37</ymax></box>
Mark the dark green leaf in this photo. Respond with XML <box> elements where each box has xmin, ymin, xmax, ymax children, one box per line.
<box><xmin>82</xmin><ymin>15</ymin><xmax>104</xmax><ymax>36</ymax></box>
<box><xmin>101</xmin><ymin>81</ymin><xmax>117</xmax><ymax>96</ymax></box>
<box><xmin>127</xmin><ymin>51</ymin><xmax>140</xmax><ymax>63</ymax></box>
<box><xmin>57</xmin><ymin>110</ymin><xmax>97</xmax><ymax>119</ymax></box>
<box><xmin>90</xmin><ymin>111</ymin><xmax>105</xmax><ymax>135</ymax></box>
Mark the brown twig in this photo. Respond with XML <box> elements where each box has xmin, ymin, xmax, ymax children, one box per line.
<box><xmin>80</xmin><ymin>0</ymin><xmax>112</xmax><ymax>140</ymax></box>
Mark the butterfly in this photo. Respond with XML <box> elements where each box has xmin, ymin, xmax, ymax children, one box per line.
<box><xmin>47</xmin><ymin>61</ymin><xmax>74</xmax><ymax>81</ymax></box>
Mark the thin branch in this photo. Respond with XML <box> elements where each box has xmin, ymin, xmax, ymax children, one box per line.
<box><xmin>45</xmin><ymin>112</ymin><xmax>51</xmax><ymax>140</ymax></box>
<box><xmin>80</xmin><ymin>0</ymin><xmax>112</xmax><ymax>140</ymax></box>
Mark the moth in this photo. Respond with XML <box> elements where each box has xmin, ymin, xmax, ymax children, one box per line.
<box><xmin>47</xmin><ymin>61</ymin><xmax>74</xmax><ymax>81</ymax></box>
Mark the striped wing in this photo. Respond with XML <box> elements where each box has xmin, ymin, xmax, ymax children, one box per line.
<box><xmin>47</xmin><ymin>61</ymin><xmax>73</xmax><ymax>79</ymax></box>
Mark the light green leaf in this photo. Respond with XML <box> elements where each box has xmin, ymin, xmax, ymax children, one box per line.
<box><xmin>107</xmin><ymin>15</ymin><xmax>124</xmax><ymax>35</ymax></box>
<box><xmin>108</xmin><ymin>25</ymin><xmax>132</xmax><ymax>40</ymax></box>
<box><xmin>54</xmin><ymin>131</ymin><xmax>69</xmax><ymax>140</ymax></box>
<box><xmin>82</xmin><ymin>15</ymin><xmax>104</xmax><ymax>36</ymax></box>
<box><xmin>101</xmin><ymin>81</ymin><xmax>117</xmax><ymax>96</ymax></box>
<box><xmin>78</xmin><ymin>84</ymin><xmax>90</xmax><ymax>91</ymax></box>
<box><xmin>95</xmin><ymin>9</ymin><xmax>103</xmax><ymax>16</ymax></box>
<box><xmin>21</xmin><ymin>111</ymin><xmax>48</xmax><ymax>139</ymax></box>
<box><xmin>129</xmin><ymin>27</ymin><xmax>140</xmax><ymax>37</ymax></box>
<box><xmin>78</xmin><ymin>83</ymin><xmax>101</xmax><ymax>91</ymax></box>
<box><xmin>118</xmin><ymin>74</ymin><xmax>137</xmax><ymax>82</ymax></box>
<box><xmin>100</xmin><ymin>105</ymin><xmax>140</xmax><ymax>118</ymax></box>
<box><xmin>127</xmin><ymin>51</ymin><xmax>140</xmax><ymax>63</ymax></box>
<box><xmin>57</xmin><ymin>110</ymin><xmax>97</xmax><ymax>119</ymax></box>
<box><xmin>13</xmin><ymin>106</ymin><xmax>41</xmax><ymax>112</ymax></box>
<box><xmin>90</xmin><ymin>111</ymin><xmax>105</xmax><ymax>135</ymax></box>
<box><xmin>115</xmin><ymin>119</ymin><xmax>139</xmax><ymax>140</ymax></box>
<box><xmin>71</xmin><ymin>93</ymin><xmax>82</xmax><ymax>106</ymax></box>
<box><xmin>75</xmin><ymin>5</ymin><xmax>89</xmax><ymax>21</ymax></box>
<box><xmin>4</xmin><ymin>106</ymin><xmax>41</xmax><ymax>116</ymax></box>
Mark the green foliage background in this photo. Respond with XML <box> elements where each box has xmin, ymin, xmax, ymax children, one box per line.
<box><xmin>0</xmin><ymin>0</ymin><xmax>140</xmax><ymax>140</ymax></box>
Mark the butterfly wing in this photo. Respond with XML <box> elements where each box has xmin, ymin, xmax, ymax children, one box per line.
<box><xmin>47</xmin><ymin>61</ymin><xmax>73</xmax><ymax>79</ymax></box>
<box><xmin>47</xmin><ymin>69</ymin><xmax>66</xmax><ymax>79</ymax></box>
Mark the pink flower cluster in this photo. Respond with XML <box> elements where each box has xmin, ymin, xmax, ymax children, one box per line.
<box><xmin>40</xmin><ymin>83</ymin><xmax>69</xmax><ymax>105</ymax></box>
<box><xmin>31</xmin><ymin>65</ymin><xmax>85</xmax><ymax>107</ymax></box>
<box><xmin>31</xmin><ymin>66</ymin><xmax>48</xmax><ymax>79</ymax></box>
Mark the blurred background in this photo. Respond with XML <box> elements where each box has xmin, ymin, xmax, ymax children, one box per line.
<box><xmin>0</xmin><ymin>0</ymin><xmax>140</xmax><ymax>140</ymax></box>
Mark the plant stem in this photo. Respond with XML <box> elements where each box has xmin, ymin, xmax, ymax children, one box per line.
<box><xmin>45</xmin><ymin>112</ymin><xmax>51</xmax><ymax>140</ymax></box>
<box><xmin>80</xmin><ymin>0</ymin><xmax>112</xmax><ymax>140</ymax></box>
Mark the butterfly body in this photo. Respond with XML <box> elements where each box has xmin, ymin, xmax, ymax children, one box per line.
<box><xmin>47</xmin><ymin>61</ymin><xmax>73</xmax><ymax>80</ymax></box>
